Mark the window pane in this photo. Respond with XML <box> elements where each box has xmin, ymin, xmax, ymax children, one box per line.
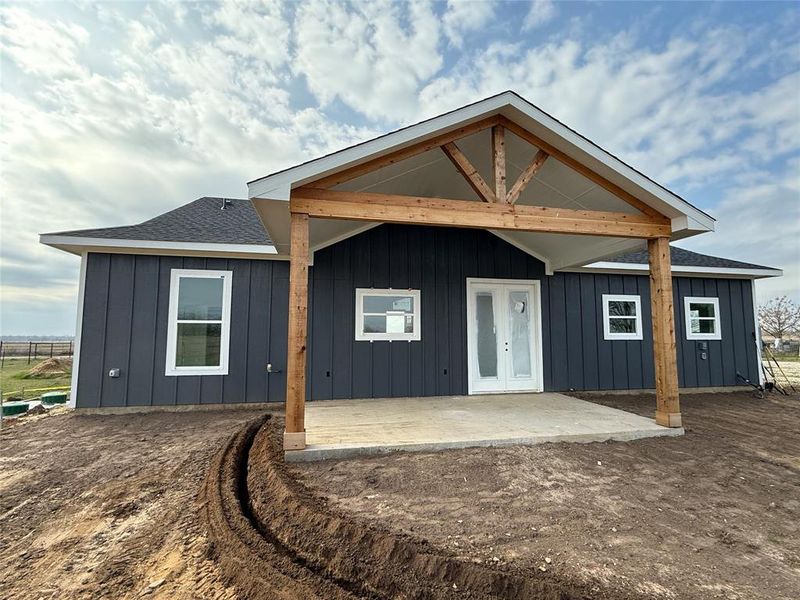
<box><xmin>508</xmin><ymin>291</ymin><xmax>531</xmax><ymax>377</ymax></box>
<box><xmin>609</xmin><ymin>317</ymin><xmax>637</xmax><ymax>334</ymax></box>
<box><xmin>476</xmin><ymin>292</ymin><xmax>497</xmax><ymax>378</ymax></box>
<box><xmin>176</xmin><ymin>323</ymin><xmax>221</xmax><ymax>367</ymax></box>
<box><xmin>362</xmin><ymin>295</ymin><xmax>414</xmax><ymax>314</ymax></box>
<box><xmin>178</xmin><ymin>277</ymin><xmax>224</xmax><ymax>320</ymax></box>
<box><xmin>608</xmin><ymin>300</ymin><xmax>636</xmax><ymax>317</ymax></box>
<box><xmin>689</xmin><ymin>302</ymin><xmax>715</xmax><ymax>318</ymax></box>
<box><xmin>363</xmin><ymin>315</ymin><xmax>386</xmax><ymax>333</ymax></box>
<box><xmin>691</xmin><ymin>318</ymin><xmax>716</xmax><ymax>334</ymax></box>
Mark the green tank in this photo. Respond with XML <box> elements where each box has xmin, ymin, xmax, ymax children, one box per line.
<box><xmin>41</xmin><ymin>391</ymin><xmax>69</xmax><ymax>405</ymax></box>
<box><xmin>2</xmin><ymin>401</ymin><xmax>30</xmax><ymax>417</ymax></box>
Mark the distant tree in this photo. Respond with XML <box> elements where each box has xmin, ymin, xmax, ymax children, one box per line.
<box><xmin>758</xmin><ymin>296</ymin><xmax>800</xmax><ymax>346</ymax></box>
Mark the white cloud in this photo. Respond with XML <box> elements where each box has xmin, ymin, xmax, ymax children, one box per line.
<box><xmin>442</xmin><ymin>0</ymin><xmax>495</xmax><ymax>48</ymax></box>
<box><xmin>293</xmin><ymin>0</ymin><xmax>442</xmax><ymax>122</ymax></box>
<box><xmin>0</xmin><ymin>5</ymin><xmax>89</xmax><ymax>78</ymax></box>
<box><xmin>679</xmin><ymin>161</ymin><xmax>800</xmax><ymax>304</ymax></box>
<box><xmin>522</xmin><ymin>0</ymin><xmax>556</xmax><ymax>31</ymax></box>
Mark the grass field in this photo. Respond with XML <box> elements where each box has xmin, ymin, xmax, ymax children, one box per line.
<box><xmin>0</xmin><ymin>358</ymin><xmax>72</xmax><ymax>400</ymax></box>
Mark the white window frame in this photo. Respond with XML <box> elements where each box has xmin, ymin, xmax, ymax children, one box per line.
<box><xmin>684</xmin><ymin>296</ymin><xmax>721</xmax><ymax>340</ymax></box>
<box><xmin>355</xmin><ymin>288</ymin><xmax>421</xmax><ymax>342</ymax></box>
<box><xmin>166</xmin><ymin>269</ymin><xmax>233</xmax><ymax>376</ymax></box>
<box><xmin>602</xmin><ymin>294</ymin><xmax>643</xmax><ymax>340</ymax></box>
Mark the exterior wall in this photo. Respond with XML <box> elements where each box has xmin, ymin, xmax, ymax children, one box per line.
<box><xmin>76</xmin><ymin>226</ymin><xmax>760</xmax><ymax>408</ymax></box>
<box><xmin>307</xmin><ymin>224</ymin><xmax>760</xmax><ymax>398</ymax></box>
<box><xmin>75</xmin><ymin>253</ymin><xmax>289</xmax><ymax>408</ymax></box>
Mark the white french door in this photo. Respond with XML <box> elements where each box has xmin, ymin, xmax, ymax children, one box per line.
<box><xmin>466</xmin><ymin>278</ymin><xmax>543</xmax><ymax>394</ymax></box>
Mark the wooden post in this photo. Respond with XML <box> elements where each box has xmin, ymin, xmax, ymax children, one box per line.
<box><xmin>284</xmin><ymin>211</ymin><xmax>310</xmax><ymax>450</ymax></box>
<box><xmin>492</xmin><ymin>125</ymin><xmax>506</xmax><ymax>202</ymax></box>
<box><xmin>648</xmin><ymin>237</ymin><xmax>682</xmax><ymax>427</ymax></box>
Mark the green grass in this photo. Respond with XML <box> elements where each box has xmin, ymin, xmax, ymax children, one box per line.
<box><xmin>0</xmin><ymin>359</ymin><xmax>72</xmax><ymax>400</ymax></box>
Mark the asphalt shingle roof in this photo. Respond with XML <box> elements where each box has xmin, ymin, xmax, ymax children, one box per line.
<box><xmin>607</xmin><ymin>246</ymin><xmax>775</xmax><ymax>271</ymax></box>
<box><xmin>49</xmin><ymin>197</ymin><xmax>271</xmax><ymax>246</ymax></box>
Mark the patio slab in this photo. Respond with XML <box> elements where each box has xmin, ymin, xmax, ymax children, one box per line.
<box><xmin>285</xmin><ymin>393</ymin><xmax>683</xmax><ymax>462</ymax></box>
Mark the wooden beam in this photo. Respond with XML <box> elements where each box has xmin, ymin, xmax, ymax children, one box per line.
<box><xmin>284</xmin><ymin>212</ymin><xmax>309</xmax><ymax>450</ymax></box>
<box><xmin>648</xmin><ymin>236</ymin><xmax>681</xmax><ymax>428</ymax></box>
<box><xmin>492</xmin><ymin>125</ymin><xmax>506</xmax><ymax>202</ymax></box>
<box><xmin>291</xmin><ymin>188</ymin><xmax>671</xmax><ymax>239</ymax></box>
<box><xmin>507</xmin><ymin>149</ymin><xmax>549</xmax><ymax>205</ymax></box>
<box><xmin>441</xmin><ymin>142</ymin><xmax>498</xmax><ymax>203</ymax></box>
<box><xmin>499</xmin><ymin>116</ymin><xmax>666</xmax><ymax>220</ymax></box>
<box><xmin>308</xmin><ymin>116</ymin><xmax>501</xmax><ymax>189</ymax></box>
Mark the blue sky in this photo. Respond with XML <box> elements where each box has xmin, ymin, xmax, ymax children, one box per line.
<box><xmin>1</xmin><ymin>0</ymin><xmax>798</xmax><ymax>336</ymax></box>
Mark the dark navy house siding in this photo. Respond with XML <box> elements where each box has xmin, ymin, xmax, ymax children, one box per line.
<box><xmin>76</xmin><ymin>254</ymin><xmax>289</xmax><ymax>408</ymax></box>
<box><xmin>76</xmin><ymin>225</ymin><xmax>760</xmax><ymax>408</ymax></box>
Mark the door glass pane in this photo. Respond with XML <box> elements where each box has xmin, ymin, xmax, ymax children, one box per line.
<box><xmin>176</xmin><ymin>323</ymin><xmax>221</xmax><ymax>366</ymax></box>
<box><xmin>178</xmin><ymin>277</ymin><xmax>224</xmax><ymax>320</ymax></box>
<box><xmin>508</xmin><ymin>291</ymin><xmax>532</xmax><ymax>378</ymax></box>
<box><xmin>475</xmin><ymin>292</ymin><xmax>497</xmax><ymax>378</ymax></box>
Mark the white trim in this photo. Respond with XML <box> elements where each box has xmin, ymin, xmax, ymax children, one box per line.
<box><xmin>487</xmin><ymin>230</ymin><xmax>553</xmax><ymax>275</ymax></box>
<box><xmin>40</xmin><ymin>234</ymin><xmax>278</xmax><ymax>256</ymax></box>
<box><xmin>602</xmin><ymin>294</ymin><xmax>643</xmax><ymax>341</ymax></box>
<box><xmin>247</xmin><ymin>92</ymin><xmax>715</xmax><ymax>234</ymax></box>
<box><xmin>751</xmin><ymin>281</ymin><xmax>764</xmax><ymax>386</ymax></box>
<box><xmin>684</xmin><ymin>296</ymin><xmax>722</xmax><ymax>341</ymax></box>
<box><xmin>68</xmin><ymin>252</ymin><xmax>88</xmax><ymax>409</ymax></box>
<box><xmin>570</xmin><ymin>262</ymin><xmax>783</xmax><ymax>279</ymax></box>
<box><xmin>310</xmin><ymin>223</ymin><xmax>383</xmax><ymax>256</ymax></box>
<box><xmin>354</xmin><ymin>288</ymin><xmax>421</xmax><ymax>342</ymax></box>
<box><xmin>165</xmin><ymin>269</ymin><xmax>233</xmax><ymax>376</ymax></box>
<box><xmin>465</xmin><ymin>278</ymin><xmax>544</xmax><ymax>395</ymax></box>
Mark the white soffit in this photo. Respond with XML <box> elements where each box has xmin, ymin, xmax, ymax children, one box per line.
<box><xmin>247</xmin><ymin>91</ymin><xmax>714</xmax><ymax>234</ymax></box>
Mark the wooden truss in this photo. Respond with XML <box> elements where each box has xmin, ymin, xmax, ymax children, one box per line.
<box><xmin>277</xmin><ymin>117</ymin><xmax>681</xmax><ymax>451</ymax></box>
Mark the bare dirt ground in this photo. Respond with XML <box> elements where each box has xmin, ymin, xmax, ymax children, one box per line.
<box><xmin>295</xmin><ymin>392</ymin><xmax>800</xmax><ymax>600</ymax></box>
<box><xmin>0</xmin><ymin>408</ymin><xmax>266</xmax><ymax>600</ymax></box>
<box><xmin>1</xmin><ymin>392</ymin><xmax>798</xmax><ymax>600</ymax></box>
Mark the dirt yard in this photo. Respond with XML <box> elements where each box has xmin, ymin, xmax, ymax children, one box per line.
<box><xmin>295</xmin><ymin>392</ymin><xmax>800</xmax><ymax>600</ymax></box>
<box><xmin>0</xmin><ymin>408</ymin><xmax>267</xmax><ymax>600</ymax></box>
<box><xmin>0</xmin><ymin>392</ymin><xmax>798</xmax><ymax>600</ymax></box>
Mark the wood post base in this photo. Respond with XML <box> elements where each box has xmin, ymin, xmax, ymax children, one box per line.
<box><xmin>656</xmin><ymin>411</ymin><xmax>682</xmax><ymax>428</ymax></box>
<box><xmin>283</xmin><ymin>431</ymin><xmax>306</xmax><ymax>450</ymax></box>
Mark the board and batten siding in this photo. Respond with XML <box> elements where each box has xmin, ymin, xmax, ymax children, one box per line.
<box><xmin>75</xmin><ymin>253</ymin><xmax>289</xmax><ymax>408</ymax></box>
<box><xmin>75</xmin><ymin>225</ymin><xmax>760</xmax><ymax>408</ymax></box>
<box><xmin>306</xmin><ymin>224</ymin><xmax>760</xmax><ymax>398</ymax></box>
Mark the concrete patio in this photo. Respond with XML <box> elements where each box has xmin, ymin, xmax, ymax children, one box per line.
<box><xmin>285</xmin><ymin>393</ymin><xmax>684</xmax><ymax>461</ymax></box>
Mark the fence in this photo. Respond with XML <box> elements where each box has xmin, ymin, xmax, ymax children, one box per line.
<box><xmin>0</xmin><ymin>341</ymin><xmax>74</xmax><ymax>366</ymax></box>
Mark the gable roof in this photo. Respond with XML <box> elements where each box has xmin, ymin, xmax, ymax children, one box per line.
<box><xmin>577</xmin><ymin>246</ymin><xmax>782</xmax><ymax>279</ymax></box>
<box><xmin>41</xmin><ymin>195</ymin><xmax>780</xmax><ymax>279</ymax></box>
<box><xmin>40</xmin><ymin>197</ymin><xmax>278</xmax><ymax>259</ymax></box>
<box><xmin>247</xmin><ymin>91</ymin><xmax>714</xmax><ymax>233</ymax></box>
<box><xmin>608</xmin><ymin>247</ymin><xmax>771</xmax><ymax>270</ymax></box>
<box><xmin>46</xmin><ymin>197</ymin><xmax>271</xmax><ymax>245</ymax></box>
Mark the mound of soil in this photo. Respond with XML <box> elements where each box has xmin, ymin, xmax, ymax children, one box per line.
<box><xmin>23</xmin><ymin>357</ymin><xmax>72</xmax><ymax>378</ymax></box>
<box><xmin>200</xmin><ymin>415</ymin><xmax>606</xmax><ymax>600</ymax></box>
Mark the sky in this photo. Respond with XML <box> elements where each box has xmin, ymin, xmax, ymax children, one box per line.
<box><xmin>1</xmin><ymin>0</ymin><xmax>799</xmax><ymax>336</ymax></box>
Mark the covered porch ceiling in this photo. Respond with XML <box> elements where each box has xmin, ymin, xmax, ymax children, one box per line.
<box><xmin>250</xmin><ymin>91</ymin><xmax>714</xmax><ymax>271</ymax></box>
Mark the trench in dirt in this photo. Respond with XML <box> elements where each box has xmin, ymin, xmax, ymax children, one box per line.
<box><xmin>200</xmin><ymin>415</ymin><xmax>627</xmax><ymax>600</ymax></box>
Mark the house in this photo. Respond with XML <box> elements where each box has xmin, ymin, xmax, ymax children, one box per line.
<box><xmin>41</xmin><ymin>91</ymin><xmax>782</xmax><ymax>452</ymax></box>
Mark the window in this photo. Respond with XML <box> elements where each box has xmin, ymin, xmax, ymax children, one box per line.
<box><xmin>355</xmin><ymin>288</ymin><xmax>420</xmax><ymax>341</ymax></box>
<box><xmin>684</xmin><ymin>297</ymin><xmax>721</xmax><ymax>340</ymax></box>
<box><xmin>166</xmin><ymin>269</ymin><xmax>233</xmax><ymax>375</ymax></box>
<box><xmin>602</xmin><ymin>294</ymin><xmax>643</xmax><ymax>340</ymax></box>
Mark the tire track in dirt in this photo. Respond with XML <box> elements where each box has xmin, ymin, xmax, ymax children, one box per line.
<box><xmin>201</xmin><ymin>415</ymin><xmax>587</xmax><ymax>600</ymax></box>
